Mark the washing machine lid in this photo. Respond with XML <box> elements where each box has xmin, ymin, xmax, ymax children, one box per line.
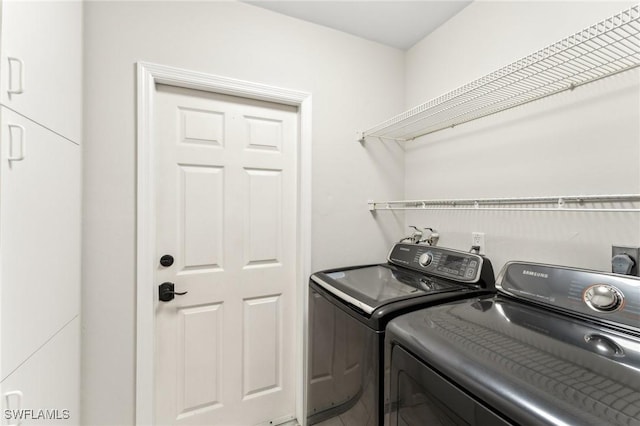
<box><xmin>311</xmin><ymin>264</ymin><xmax>461</xmax><ymax>315</ymax></box>
<box><xmin>386</xmin><ymin>296</ymin><xmax>640</xmax><ymax>426</ymax></box>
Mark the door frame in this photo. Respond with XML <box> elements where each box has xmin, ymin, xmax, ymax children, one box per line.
<box><xmin>135</xmin><ymin>62</ymin><xmax>312</xmax><ymax>425</ymax></box>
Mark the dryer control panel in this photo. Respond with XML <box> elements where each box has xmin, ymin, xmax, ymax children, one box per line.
<box><xmin>497</xmin><ymin>262</ymin><xmax>640</xmax><ymax>330</ymax></box>
<box><xmin>388</xmin><ymin>243</ymin><xmax>484</xmax><ymax>283</ymax></box>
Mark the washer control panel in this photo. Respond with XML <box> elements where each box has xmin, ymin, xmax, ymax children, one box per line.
<box><xmin>498</xmin><ymin>262</ymin><xmax>640</xmax><ymax>329</ymax></box>
<box><xmin>388</xmin><ymin>243</ymin><xmax>484</xmax><ymax>283</ymax></box>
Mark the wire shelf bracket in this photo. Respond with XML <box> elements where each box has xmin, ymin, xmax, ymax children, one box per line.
<box><xmin>359</xmin><ymin>5</ymin><xmax>640</xmax><ymax>143</ymax></box>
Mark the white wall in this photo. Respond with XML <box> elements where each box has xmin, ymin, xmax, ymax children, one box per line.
<box><xmin>403</xmin><ymin>1</ymin><xmax>640</xmax><ymax>274</ymax></box>
<box><xmin>82</xmin><ymin>2</ymin><xmax>405</xmax><ymax>424</ymax></box>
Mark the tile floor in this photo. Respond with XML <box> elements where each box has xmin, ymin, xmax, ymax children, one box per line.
<box><xmin>313</xmin><ymin>399</ymin><xmax>373</xmax><ymax>426</ymax></box>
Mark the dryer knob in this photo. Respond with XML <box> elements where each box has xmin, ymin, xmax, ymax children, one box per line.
<box><xmin>584</xmin><ymin>284</ymin><xmax>624</xmax><ymax>312</ymax></box>
<box><xmin>418</xmin><ymin>252</ymin><xmax>433</xmax><ymax>267</ymax></box>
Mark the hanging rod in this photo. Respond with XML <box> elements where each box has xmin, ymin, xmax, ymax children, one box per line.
<box><xmin>368</xmin><ymin>194</ymin><xmax>640</xmax><ymax>212</ymax></box>
<box><xmin>359</xmin><ymin>5</ymin><xmax>640</xmax><ymax>142</ymax></box>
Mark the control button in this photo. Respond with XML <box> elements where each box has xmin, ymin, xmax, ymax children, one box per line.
<box><xmin>469</xmin><ymin>260</ymin><xmax>478</xmax><ymax>268</ymax></box>
<box><xmin>438</xmin><ymin>267</ymin><xmax>459</xmax><ymax>275</ymax></box>
<box><xmin>418</xmin><ymin>252</ymin><xmax>433</xmax><ymax>267</ymax></box>
<box><xmin>465</xmin><ymin>269</ymin><xmax>474</xmax><ymax>278</ymax></box>
<box><xmin>584</xmin><ymin>284</ymin><xmax>624</xmax><ymax>312</ymax></box>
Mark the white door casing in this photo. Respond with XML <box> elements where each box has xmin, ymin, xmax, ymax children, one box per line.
<box><xmin>136</xmin><ymin>63</ymin><xmax>312</xmax><ymax>425</ymax></box>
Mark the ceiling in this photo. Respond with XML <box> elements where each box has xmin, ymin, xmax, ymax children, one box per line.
<box><xmin>242</xmin><ymin>1</ymin><xmax>472</xmax><ymax>50</ymax></box>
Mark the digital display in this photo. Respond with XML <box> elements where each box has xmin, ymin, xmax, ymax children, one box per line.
<box><xmin>443</xmin><ymin>255</ymin><xmax>464</xmax><ymax>271</ymax></box>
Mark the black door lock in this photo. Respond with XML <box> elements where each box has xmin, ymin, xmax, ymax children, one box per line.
<box><xmin>160</xmin><ymin>254</ymin><xmax>174</xmax><ymax>267</ymax></box>
<box><xmin>159</xmin><ymin>282</ymin><xmax>188</xmax><ymax>302</ymax></box>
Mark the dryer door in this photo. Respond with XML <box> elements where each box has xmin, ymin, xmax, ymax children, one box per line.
<box><xmin>388</xmin><ymin>344</ymin><xmax>510</xmax><ymax>426</ymax></box>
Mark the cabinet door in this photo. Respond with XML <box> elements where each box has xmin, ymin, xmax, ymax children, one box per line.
<box><xmin>0</xmin><ymin>0</ymin><xmax>82</xmax><ymax>143</ymax></box>
<box><xmin>0</xmin><ymin>107</ymin><xmax>80</xmax><ymax>380</ymax></box>
<box><xmin>1</xmin><ymin>317</ymin><xmax>80</xmax><ymax>426</ymax></box>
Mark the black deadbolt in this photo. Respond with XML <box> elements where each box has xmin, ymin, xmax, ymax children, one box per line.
<box><xmin>159</xmin><ymin>282</ymin><xmax>188</xmax><ymax>302</ymax></box>
<box><xmin>160</xmin><ymin>254</ymin><xmax>174</xmax><ymax>267</ymax></box>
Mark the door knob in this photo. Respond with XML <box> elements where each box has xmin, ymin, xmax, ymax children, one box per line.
<box><xmin>159</xmin><ymin>282</ymin><xmax>188</xmax><ymax>302</ymax></box>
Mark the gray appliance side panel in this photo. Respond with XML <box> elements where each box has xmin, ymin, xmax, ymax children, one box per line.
<box><xmin>307</xmin><ymin>285</ymin><xmax>382</xmax><ymax>425</ymax></box>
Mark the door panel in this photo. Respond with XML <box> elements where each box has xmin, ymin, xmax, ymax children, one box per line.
<box><xmin>243</xmin><ymin>295</ymin><xmax>281</xmax><ymax>398</ymax></box>
<box><xmin>244</xmin><ymin>168</ymin><xmax>282</xmax><ymax>266</ymax></box>
<box><xmin>179</xmin><ymin>165</ymin><xmax>224</xmax><ymax>270</ymax></box>
<box><xmin>177</xmin><ymin>304</ymin><xmax>223</xmax><ymax>416</ymax></box>
<box><xmin>180</xmin><ymin>107</ymin><xmax>225</xmax><ymax>147</ymax></box>
<box><xmin>245</xmin><ymin>115</ymin><xmax>283</xmax><ymax>151</ymax></box>
<box><xmin>153</xmin><ymin>84</ymin><xmax>297</xmax><ymax>425</ymax></box>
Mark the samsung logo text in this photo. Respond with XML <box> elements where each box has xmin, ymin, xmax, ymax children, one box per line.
<box><xmin>523</xmin><ymin>270</ymin><xmax>549</xmax><ymax>279</ymax></box>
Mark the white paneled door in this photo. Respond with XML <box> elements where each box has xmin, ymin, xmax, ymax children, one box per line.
<box><xmin>153</xmin><ymin>84</ymin><xmax>298</xmax><ymax>425</ymax></box>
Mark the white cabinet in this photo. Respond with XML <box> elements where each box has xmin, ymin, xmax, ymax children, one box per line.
<box><xmin>0</xmin><ymin>0</ymin><xmax>82</xmax><ymax>421</ymax></box>
<box><xmin>0</xmin><ymin>107</ymin><xmax>80</xmax><ymax>380</ymax></box>
<box><xmin>1</xmin><ymin>317</ymin><xmax>80</xmax><ymax>426</ymax></box>
<box><xmin>0</xmin><ymin>0</ymin><xmax>82</xmax><ymax>143</ymax></box>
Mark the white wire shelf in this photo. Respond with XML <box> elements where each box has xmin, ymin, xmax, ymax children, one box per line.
<box><xmin>360</xmin><ymin>5</ymin><xmax>640</xmax><ymax>142</ymax></box>
<box><xmin>368</xmin><ymin>194</ymin><xmax>640</xmax><ymax>213</ymax></box>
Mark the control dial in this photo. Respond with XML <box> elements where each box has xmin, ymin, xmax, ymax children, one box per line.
<box><xmin>418</xmin><ymin>252</ymin><xmax>434</xmax><ymax>267</ymax></box>
<box><xmin>584</xmin><ymin>284</ymin><xmax>624</xmax><ymax>312</ymax></box>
